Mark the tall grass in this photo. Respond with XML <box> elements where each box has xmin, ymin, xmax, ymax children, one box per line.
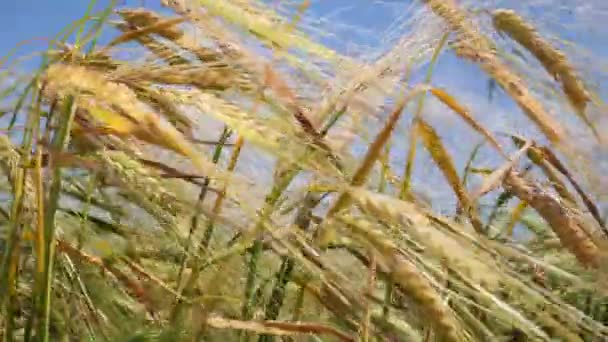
<box><xmin>0</xmin><ymin>0</ymin><xmax>607</xmax><ymax>341</ymax></box>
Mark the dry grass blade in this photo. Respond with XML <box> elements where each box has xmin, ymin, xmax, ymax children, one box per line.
<box><xmin>503</xmin><ymin>171</ymin><xmax>601</xmax><ymax>268</ymax></box>
<box><xmin>430</xmin><ymin>87</ymin><xmax>505</xmax><ymax>156</ymax></box>
<box><xmin>416</xmin><ymin>118</ymin><xmax>484</xmax><ymax>232</ymax></box>
<box><xmin>205</xmin><ymin>315</ymin><xmax>355</xmax><ymax>342</ymax></box>
<box><xmin>492</xmin><ymin>9</ymin><xmax>595</xmax><ymax>137</ymax></box>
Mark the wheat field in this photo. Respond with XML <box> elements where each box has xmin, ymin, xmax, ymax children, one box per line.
<box><xmin>0</xmin><ymin>0</ymin><xmax>608</xmax><ymax>341</ymax></box>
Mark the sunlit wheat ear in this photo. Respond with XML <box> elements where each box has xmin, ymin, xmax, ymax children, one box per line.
<box><xmin>122</xmin><ymin>7</ymin><xmax>328</xmax><ymax>149</ymax></box>
<box><xmin>48</xmin><ymin>46</ymin><xmax>116</xmax><ymax>71</ymax></box>
<box><xmin>503</xmin><ymin>171</ymin><xmax>601</xmax><ymax>268</ymax></box>
<box><xmin>422</xmin><ymin>0</ymin><xmax>493</xmax><ymax>50</ymax></box>
<box><xmin>0</xmin><ymin>135</ymin><xmax>24</xmax><ymax>190</ymax></box>
<box><xmin>337</xmin><ymin>216</ymin><xmax>463</xmax><ymax>342</ymax></box>
<box><xmin>422</xmin><ymin>0</ymin><xmax>566</xmax><ymax>146</ymax></box>
<box><xmin>112</xmin><ymin>64</ymin><xmax>239</xmax><ymax>91</ymax></box>
<box><xmin>415</xmin><ymin>118</ymin><xmax>484</xmax><ymax>232</ymax></box>
<box><xmin>538</xmin><ymin>144</ymin><xmax>605</xmax><ymax>230</ymax></box>
<box><xmin>42</xmin><ymin>63</ymin><xmax>218</xmax><ymax>175</ymax></box>
<box><xmin>492</xmin><ymin>9</ymin><xmax>595</xmax><ymax>135</ymax></box>
<box><xmin>511</xmin><ymin>135</ymin><xmax>605</xmax><ymax>229</ymax></box>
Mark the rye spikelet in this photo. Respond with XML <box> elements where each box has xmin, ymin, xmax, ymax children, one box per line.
<box><xmin>503</xmin><ymin>170</ymin><xmax>601</xmax><ymax>268</ymax></box>
<box><xmin>492</xmin><ymin>9</ymin><xmax>592</xmax><ymax>119</ymax></box>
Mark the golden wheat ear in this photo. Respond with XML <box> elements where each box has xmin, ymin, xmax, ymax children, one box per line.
<box><xmin>504</xmin><ymin>170</ymin><xmax>601</xmax><ymax>268</ymax></box>
<box><xmin>423</xmin><ymin>0</ymin><xmax>566</xmax><ymax>146</ymax></box>
<box><xmin>492</xmin><ymin>9</ymin><xmax>596</xmax><ymax>138</ymax></box>
<box><xmin>43</xmin><ymin>63</ymin><xmax>218</xmax><ymax>175</ymax></box>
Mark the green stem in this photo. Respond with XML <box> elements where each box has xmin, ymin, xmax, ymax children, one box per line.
<box><xmin>399</xmin><ymin>32</ymin><xmax>449</xmax><ymax>199</ymax></box>
<box><xmin>258</xmin><ymin>257</ymin><xmax>295</xmax><ymax>342</ymax></box>
<box><xmin>171</xmin><ymin>127</ymin><xmax>232</xmax><ymax>323</ymax></box>
<box><xmin>291</xmin><ymin>284</ymin><xmax>306</xmax><ymax>322</ymax></box>
<box><xmin>240</xmin><ymin>239</ymin><xmax>264</xmax><ymax>342</ymax></box>
<box><xmin>38</xmin><ymin>95</ymin><xmax>77</xmax><ymax>342</ymax></box>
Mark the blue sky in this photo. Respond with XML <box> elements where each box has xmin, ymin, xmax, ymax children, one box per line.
<box><xmin>0</xmin><ymin>1</ymin><xmax>148</xmax><ymax>68</ymax></box>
